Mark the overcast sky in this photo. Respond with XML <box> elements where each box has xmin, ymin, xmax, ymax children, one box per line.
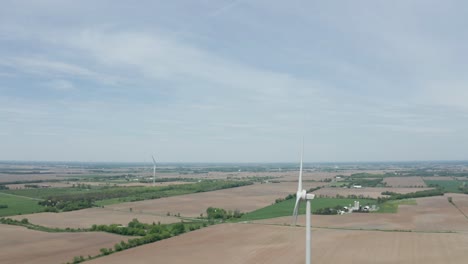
<box><xmin>1</xmin><ymin>0</ymin><xmax>468</xmax><ymax>163</ymax></box>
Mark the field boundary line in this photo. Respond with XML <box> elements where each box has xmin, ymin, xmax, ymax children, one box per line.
<box><xmin>236</xmin><ymin>221</ymin><xmax>461</xmax><ymax>234</ymax></box>
<box><xmin>449</xmin><ymin>199</ymin><xmax>468</xmax><ymax>221</ymax></box>
<box><xmin>99</xmin><ymin>206</ymin><xmax>202</xmax><ymax>221</ymax></box>
<box><xmin>0</xmin><ymin>192</ymin><xmax>43</xmax><ymax>201</ymax></box>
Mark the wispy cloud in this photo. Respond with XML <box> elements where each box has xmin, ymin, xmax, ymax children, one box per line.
<box><xmin>0</xmin><ymin>56</ymin><xmax>125</xmax><ymax>85</ymax></box>
<box><xmin>1</xmin><ymin>1</ymin><xmax>468</xmax><ymax>162</ymax></box>
<box><xmin>1</xmin><ymin>56</ymin><xmax>94</xmax><ymax>77</ymax></box>
<box><xmin>44</xmin><ymin>79</ymin><xmax>76</xmax><ymax>91</ymax></box>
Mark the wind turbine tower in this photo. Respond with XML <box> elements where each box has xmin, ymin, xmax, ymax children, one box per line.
<box><xmin>152</xmin><ymin>155</ymin><xmax>156</xmax><ymax>186</ymax></box>
<box><xmin>292</xmin><ymin>143</ymin><xmax>315</xmax><ymax>264</ymax></box>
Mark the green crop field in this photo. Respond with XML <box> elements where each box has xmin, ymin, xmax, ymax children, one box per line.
<box><xmin>0</xmin><ymin>192</ymin><xmax>45</xmax><ymax>216</ymax></box>
<box><xmin>237</xmin><ymin>197</ymin><xmax>375</xmax><ymax>221</ymax></box>
<box><xmin>1</xmin><ymin>180</ymin><xmax>254</xmax><ymax>213</ymax></box>
<box><xmin>2</xmin><ymin>187</ymin><xmax>93</xmax><ymax>199</ymax></box>
<box><xmin>375</xmin><ymin>199</ymin><xmax>416</xmax><ymax>213</ymax></box>
<box><xmin>424</xmin><ymin>180</ymin><xmax>468</xmax><ymax>193</ymax></box>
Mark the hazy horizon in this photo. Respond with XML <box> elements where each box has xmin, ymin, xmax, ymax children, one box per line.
<box><xmin>1</xmin><ymin>1</ymin><xmax>468</xmax><ymax>162</ymax></box>
<box><xmin>1</xmin><ymin>159</ymin><xmax>467</xmax><ymax>165</ymax></box>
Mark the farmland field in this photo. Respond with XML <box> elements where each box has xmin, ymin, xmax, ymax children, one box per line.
<box><xmin>105</xmin><ymin>182</ymin><xmax>326</xmax><ymax>217</ymax></box>
<box><xmin>313</xmin><ymin>187</ymin><xmax>433</xmax><ymax>198</ymax></box>
<box><xmin>257</xmin><ymin>194</ymin><xmax>468</xmax><ymax>232</ymax></box>
<box><xmin>375</xmin><ymin>199</ymin><xmax>417</xmax><ymax>213</ymax></box>
<box><xmin>424</xmin><ymin>180</ymin><xmax>468</xmax><ymax>193</ymax></box>
<box><xmin>449</xmin><ymin>193</ymin><xmax>468</xmax><ymax>217</ymax></box>
<box><xmin>0</xmin><ymin>192</ymin><xmax>44</xmax><ymax>216</ymax></box>
<box><xmin>10</xmin><ymin>207</ymin><xmax>181</xmax><ymax>228</ymax></box>
<box><xmin>383</xmin><ymin>176</ymin><xmax>426</xmax><ymax>187</ymax></box>
<box><xmin>1</xmin><ymin>162</ymin><xmax>468</xmax><ymax>264</ymax></box>
<box><xmin>238</xmin><ymin>197</ymin><xmax>374</xmax><ymax>221</ymax></box>
<box><xmin>0</xmin><ymin>224</ymin><xmax>130</xmax><ymax>264</ymax></box>
<box><xmin>422</xmin><ymin>176</ymin><xmax>456</xmax><ymax>181</ymax></box>
<box><xmin>86</xmin><ymin>223</ymin><xmax>468</xmax><ymax>264</ymax></box>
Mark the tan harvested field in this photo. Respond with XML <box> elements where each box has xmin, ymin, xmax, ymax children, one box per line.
<box><xmin>76</xmin><ymin>181</ymin><xmax>192</xmax><ymax>187</ymax></box>
<box><xmin>277</xmin><ymin>169</ymin><xmax>391</xmax><ymax>182</ymax></box>
<box><xmin>450</xmin><ymin>193</ymin><xmax>468</xmax><ymax>217</ymax></box>
<box><xmin>114</xmin><ymin>181</ymin><xmax>192</xmax><ymax>187</ymax></box>
<box><xmin>0</xmin><ymin>224</ymin><xmax>129</xmax><ymax>264</ymax></box>
<box><xmin>107</xmin><ymin>182</ymin><xmax>326</xmax><ymax>217</ymax></box>
<box><xmin>11</xmin><ymin>207</ymin><xmax>180</xmax><ymax>228</ymax></box>
<box><xmin>138</xmin><ymin>171</ymin><xmax>274</xmax><ymax>180</ymax></box>
<box><xmin>314</xmin><ymin>187</ymin><xmax>433</xmax><ymax>199</ymax></box>
<box><xmin>5</xmin><ymin>180</ymin><xmax>192</xmax><ymax>189</ymax></box>
<box><xmin>257</xmin><ymin>194</ymin><xmax>468</xmax><ymax>232</ymax></box>
<box><xmin>71</xmin><ymin>181</ymin><xmax>193</xmax><ymax>188</ymax></box>
<box><xmin>383</xmin><ymin>176</ymin><xmax>426</xmax><ymax>187</ymax></box>
<box><xmin>422</xmin><ymin>176</ymin><xmax>455</xmax><ymax>181</ymax></box>
<box><xmin>150</xmin><ymin>169</ymin><xmax>390</xmax><ymax>182</ymax></box>
<box><xmin>88</xmin><ymin>223</ymin><xmax>468</xmax><ymax>264</ymax></box>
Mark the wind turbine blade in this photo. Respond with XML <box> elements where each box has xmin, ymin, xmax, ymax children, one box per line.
<box><xmin>298</xmin><ymin>139</ymin><xmax>304</xmax><ymax>193</ymax></box>
<box><xmin>292</xmin><ymin>195</ymin><xmax>302</xmax><ymax>226</ymax></box>
<box><xmin>152</xmin><ymin>155</ymin><xmax>156</xmax><ymax>166</ymax></box>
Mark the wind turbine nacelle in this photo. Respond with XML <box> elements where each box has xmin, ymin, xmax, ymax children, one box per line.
<box><xmin>306</xmin><ymin>193</ymin><xmax>315</xmax><ymax>200</ymax></box>
<box><xmin>297</xmin><ymin>190</ymin><xmax>307</xmax><ymax>200</ymax></box>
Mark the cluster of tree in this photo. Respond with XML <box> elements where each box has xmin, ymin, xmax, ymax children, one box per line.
<box><xmin>0</xmin><ymin>185</ymin><xmax>9</xmax><ymax>190</ymax></box>
<box><xmin>91</xmin><ymin>224</ymin><xmax>146</xmax><ymax>236</ymax></box>
<box><xmin>458</xmin><ymin>183</ymin><xmax>468</xmax><ymax>194</ymax></box>
<box><xmin>38</xmin><ymin>180</ymin><xmax>253</xmax><ymax>212</ymax></box>
<box><xmin>99</xmin><ymin>232</ymin><xmax>174</xmax><ymax>256</ymax></box>
<box><xmin>348</xmin><ymin>173</ymin><xmax>388</xmax><ymax>178</ymax></box>
<box><xmin>0</xmin><ymin>204</ymin><xmax>8</xmax><ymax>209</ymax></box>
<box><xmin>329</xmin><ymin>194</ymin><xmax>370</xmax><ymax>199</ymax></box>
<box><xmin>0</xmin><ymin>217</ymin><xmax>29</xmax><ymax>225</ymax></box>
<box><xmin>69</xmin><ymin>219</ymin><xmax>205</xmax><ymax>263</ymax></box>
<box><xmin>275</xmin><ymin>193</ymin><xmax>295</xmax><ymax>204</ymax></box>
<box><xmin>24</xmin><ymin>184</ymin><xmax>41</xmax><ymax>188</ymax></box>
<box><xmin>206</xmin><ymin>207</ymin><xmax>243</xmax><ymax>220</ymax></box>
<box><xmin>398</xmin><ymin>169</ymin><xmax>468</xmax><ymax>177</ymax></box>
<box><xmin>346</xmin><ymin>178</ymin><xmax>386</xmax><ymax>188</ymax></box>
<box><xmin>92</xmin><ymin>218</ymin><xmax>203</xmax><ymax>237</ymax></box>
<box><xmin>448</xmin><ymin>196</ymin><xmax>454</xmax><ymax>205</ymax></box>
<box><xmin>70</xmin><ymin>255</ymin><xmax>87</xmax><ymax>263</ymax></box>
<box><xmin>0</xmin><ymin>178</ymin><xmax>78</xmax><ymax>185</ymax></box>
<box><xmin>38</xmin><ymin>198</ymin><xmax>94</xmax><ymax>212</ymax></box>
<box><xmin>0</xmin><ymin>217</ymin><xmax>87</xmax><ymax>232</ymax></box>
<box><xmin>377</xmin><ymin>189</ymin><xmax>444</xmax><ymax>203</ymax></box>
<box><xmin>314</xmin><ymin>206</ymin><xmax>344</xmax><ymax>215</ymax></box>
<box><xmin>137</xmin><ymin>177</ymin><xmax>197</xmax><ymax>183</ymax></box>
<box><xmin>71</xmin><ymin>183</ymin><xmax>92</xmax><ymax>189</ymax></box>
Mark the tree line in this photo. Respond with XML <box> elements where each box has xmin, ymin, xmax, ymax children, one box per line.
<box><xmin>38</xmin><ymin>180</ymin><xmax>253</xmax><ymax>212</ymax></box>
<box><xmin>68</xmin><ymin>218</ymin><xmax>207</xmax><ymax>264</ymax></box>
<box><xmin>378</xmin><ymin>189</ymin><xmax>444</xmax><ymax>203</ymax></box>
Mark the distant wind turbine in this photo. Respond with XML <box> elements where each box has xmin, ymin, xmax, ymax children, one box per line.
<box><xmin>152</xmin><ymin>155</ymin><xmax>157</xmax><ymax>186</ymax></box>
<box><xmin>292</xmin><ymin>140</ymin><xmax>315</xmax><ymax>264</ymax></box>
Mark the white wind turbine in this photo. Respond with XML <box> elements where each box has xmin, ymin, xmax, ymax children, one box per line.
<box><xmin>151</xmin><ymin>155</ymin><xmax>157</xmax><ymax>186</ymax></box>
<box><xmin>292</xmin><ymin>142</ymin><xmax>315</xmax><ymax>264</ymax></box>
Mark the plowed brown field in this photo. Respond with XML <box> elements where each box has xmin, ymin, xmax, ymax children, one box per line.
<box><xmin>87</xmin><ymin>223</ymin><xmax>468</xmax><ymax>264</ymax></box>
<box><xmin>11</xmin><ymin>207</ymin><xmax>180</xmax><ymax>228</ymax></box>
<box><xmin>256</xmin><ymin>194</ymin><xmax>468</xmax><ymax>232</ymax></box>
<box><xmin>383</xmin><ymin>176</ymin><xmax>426</xmax><ymax>187</ymax></box>
<box><xmin>0</xmin><ymin>224</ymin><xmax>129</xmax><ymax>264</ymax></box>
<box><xmin>106</xmin><ymin>182</ymin><xmax>326</xmax><ymax>217</ymax></box>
